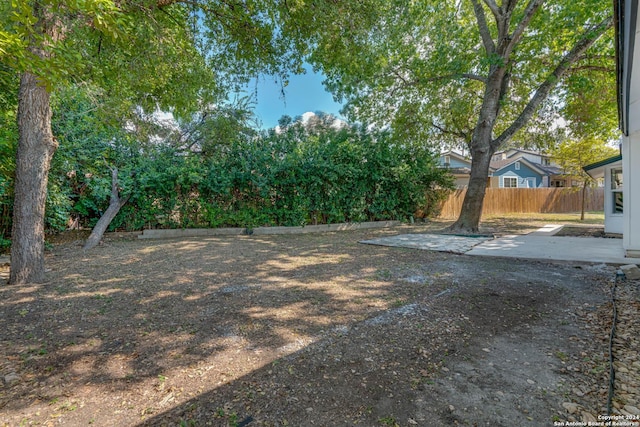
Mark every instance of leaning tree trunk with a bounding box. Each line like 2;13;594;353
84;167;129;250
10;72;58;284
449;62;505;234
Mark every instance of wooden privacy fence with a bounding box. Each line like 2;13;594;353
437;187;605;219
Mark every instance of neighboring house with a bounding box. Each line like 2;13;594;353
614;0;640;258
491;148;554;166
438;148;568;188
489;149;566;188
490;157;563;188
584;154;623;234
437;151;475;188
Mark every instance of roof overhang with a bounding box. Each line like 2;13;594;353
583;154;623;179
617;0;640;135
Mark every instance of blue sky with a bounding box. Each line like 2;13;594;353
245;65;345;129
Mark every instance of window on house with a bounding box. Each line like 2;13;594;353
611;168;623;214
611;168;623;189
515;161;520;170
503;177;518;188
613;192;623;214
444;155;450;166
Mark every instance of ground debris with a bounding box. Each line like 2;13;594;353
0;224;620;426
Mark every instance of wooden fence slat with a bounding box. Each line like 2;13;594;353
436;187;604;219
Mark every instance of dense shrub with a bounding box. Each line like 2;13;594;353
2;98;453;240
108;122;453;230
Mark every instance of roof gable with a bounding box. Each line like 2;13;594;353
441;150;470;163
492;157;549;175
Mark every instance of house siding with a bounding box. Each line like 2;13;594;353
514;153;543;164
439;155;470;169
496;162;541;188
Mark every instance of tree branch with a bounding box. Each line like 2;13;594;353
506;0;545;55
388;68;487;92
493;14;614;149
481;0;501;22
432;121;471;142
568;65;614;73
417;72;487;84
471;0;496;53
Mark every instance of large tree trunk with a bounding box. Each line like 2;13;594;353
10;72;58;284
449;61;505;233
449;144;495;233
84;167;129;250
449;4;612;234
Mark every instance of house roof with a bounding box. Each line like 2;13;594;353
490;156;552;175
616;0;639;135
583;154;623;178
503;148;550;159
441;150;470;163
447;167;472;175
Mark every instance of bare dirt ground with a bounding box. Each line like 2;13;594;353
0;217;636;426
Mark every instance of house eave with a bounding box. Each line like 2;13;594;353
583;154;623;179
618;0;639;136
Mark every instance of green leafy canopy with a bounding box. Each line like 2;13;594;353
292;0;617;148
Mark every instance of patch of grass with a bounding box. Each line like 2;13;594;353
92;294;113;303
390;298;406;308
376;269;393;280
482;211;604;228
555;351;569;362
214;408;239;427
54;285;72;295
379;416;399;426
58;401;77;412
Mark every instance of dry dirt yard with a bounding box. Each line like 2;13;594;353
0;220;634;426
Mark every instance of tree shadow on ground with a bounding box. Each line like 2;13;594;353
1;229;447;423
0;229;611;425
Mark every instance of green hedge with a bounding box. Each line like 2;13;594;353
109;125;453;230
1;107;453;241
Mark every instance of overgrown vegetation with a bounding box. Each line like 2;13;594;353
0;90;453;247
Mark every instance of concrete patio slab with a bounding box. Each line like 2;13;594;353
360;225;640;266
467;235;640;265
360;233;492;254
528;224;564;236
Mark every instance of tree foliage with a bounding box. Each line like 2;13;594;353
551;138;619;220
551;138;619;180
0;94;451;248
60;114;452;231
291;0;617;231
0;0;338;283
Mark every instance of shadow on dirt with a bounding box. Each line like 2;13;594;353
0;230;612;426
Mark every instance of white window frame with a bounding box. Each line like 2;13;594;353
611;167;623;214
515;161;520;170
503;177;518;188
